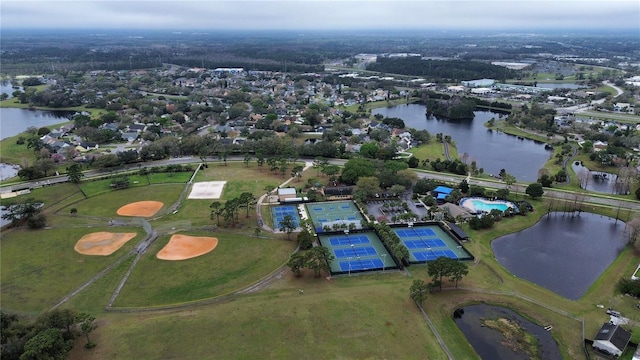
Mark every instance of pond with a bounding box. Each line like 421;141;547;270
492;212;627;300
372;105;553;181
454;304;562;360
571;161;624;194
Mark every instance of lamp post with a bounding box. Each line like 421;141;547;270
381;254;387;273
348;257;352;276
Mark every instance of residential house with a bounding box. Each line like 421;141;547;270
592;323;631;357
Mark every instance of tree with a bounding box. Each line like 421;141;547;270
291;165;304;182
427;256;454;291
448;261;469;287
76;313;97;348
340;157;375;185
238;192;256;218
279;214;297;239
287;252;306;276
355;176;381;199
20;328;71;360
209;202;223;226
66;163;84;184
409;279;429;306
305;246;335;277
243;152;251;167
297;230;314;250
1;198;45;228
525;183;544;199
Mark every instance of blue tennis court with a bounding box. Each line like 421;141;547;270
413;249;458;261
329;235;371;246
334;246;377;259
404;239;446;249
394;228;436;238
270;205;301;229
339;258;384;271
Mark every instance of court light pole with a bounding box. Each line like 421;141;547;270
348;257;352;276
381;254;387;273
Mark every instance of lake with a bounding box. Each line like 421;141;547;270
0;107;75;140
454;304;562;360
492;212;627;300
372;105;553;181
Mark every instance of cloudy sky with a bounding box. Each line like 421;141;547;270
1;0;638;31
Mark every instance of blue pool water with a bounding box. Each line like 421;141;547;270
471;199;509;212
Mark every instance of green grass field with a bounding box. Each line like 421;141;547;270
69;184;184;218
112;231;296;308
0;226;141;313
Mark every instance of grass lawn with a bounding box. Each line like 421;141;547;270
408;141;452;161
112;231;296;308
0;226;141;313
79;171;192;198
194;161;292;201
70;274;450;360
68;184;184;218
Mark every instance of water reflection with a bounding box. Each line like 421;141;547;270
372;105;552;181
492;212;626;299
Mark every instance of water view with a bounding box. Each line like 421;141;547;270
372;105;553;181
571;161;620;194
491;212;627;300
0;107;75;140
454;304;562;360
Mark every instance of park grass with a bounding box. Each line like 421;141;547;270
111;231;296;307
194;161;292;201
408;141;448;161
78;172;192;198
0;132;39;166
68;184;184;218
71;273;450;360
0;226;141;313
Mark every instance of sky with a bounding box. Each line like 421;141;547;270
1;0;639;32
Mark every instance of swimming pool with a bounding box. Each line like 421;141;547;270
459;198;517;214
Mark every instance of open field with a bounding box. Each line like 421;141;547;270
112;231;295;307
67;184;184;218
70;274;451;360
0;226;141;313
408;141;458;162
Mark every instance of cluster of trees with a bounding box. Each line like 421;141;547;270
287;246;334;277
341;157;418;191
409;256;470;305
616;278;640;298
1;309;97;360
425;97;477;120
428;158;469;175
367;57;516;82
209;192;257;227
372;223;410;267
1;198;46;229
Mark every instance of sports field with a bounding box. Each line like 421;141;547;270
392;225;473;263
318;231;395;274
306;200;365;233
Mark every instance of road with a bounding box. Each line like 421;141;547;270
1;156;638;211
